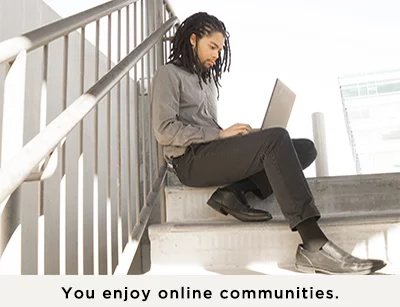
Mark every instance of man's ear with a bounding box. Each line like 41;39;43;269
190;33;197;48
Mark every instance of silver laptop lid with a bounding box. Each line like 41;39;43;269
261;78;296;129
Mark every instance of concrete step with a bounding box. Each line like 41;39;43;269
165;172;400;223
149;213;400;275
146;264;400;275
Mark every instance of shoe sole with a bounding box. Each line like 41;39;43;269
295;262;387;275
207;199;272;222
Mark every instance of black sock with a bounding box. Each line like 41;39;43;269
297;218;329;252
222;178;258;194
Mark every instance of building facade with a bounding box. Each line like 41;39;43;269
339;68;400;174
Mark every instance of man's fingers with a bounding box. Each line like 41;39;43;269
241;127;250;135
223;123;253;137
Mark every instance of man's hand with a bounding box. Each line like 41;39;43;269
219;123;253;139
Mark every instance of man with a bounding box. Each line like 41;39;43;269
151;12;386;274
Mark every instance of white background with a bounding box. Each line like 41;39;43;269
0;276;398;306
170;0;400;177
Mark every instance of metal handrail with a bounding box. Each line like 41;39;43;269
0;0;140;64
0;16;178;211
0;0;176;65
114;164;167;275
163;0;176;17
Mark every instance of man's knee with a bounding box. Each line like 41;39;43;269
306;139;318;161
293;138;318;169
260;127;290;142
256;127;291;154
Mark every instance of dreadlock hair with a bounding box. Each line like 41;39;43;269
167;12;231;99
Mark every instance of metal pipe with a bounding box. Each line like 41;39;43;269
93;19;100;276
59;35;69;275
0;0;140;64
163;7;167;64
147;0;153;192
133;2;141;225
78;26;85;275
38;44;48;275
38;44;48;216
116;8;123;261
125;5;133;238
106;13;112;275
312;112;329;177
156;0;166;224
140;0;148;208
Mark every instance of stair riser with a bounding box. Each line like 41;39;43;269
166;174;400;222
150;221;400;272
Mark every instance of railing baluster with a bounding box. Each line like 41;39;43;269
97;17;107;276
65;33;79;275
42;43;61;274
170;27;172;60
60;35;69;275
2;51;30;274
163;8;166;64
125;5;133;239
78;26;85;276
167;26;172;62
140;0;147;208
133;1;141;225
117;8;123;261
146;0;153;192
157;0;166;224
81;26;95;276
38;45;48;276
93;19;100;275
106;13;113;275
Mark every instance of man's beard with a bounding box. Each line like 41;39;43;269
201;63;210;72
196;61;210;73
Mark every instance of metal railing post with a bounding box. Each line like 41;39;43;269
147;0;154;193
155;0;167;223
312;112;329;177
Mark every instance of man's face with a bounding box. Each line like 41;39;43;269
190;31;225;70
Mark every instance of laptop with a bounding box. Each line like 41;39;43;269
261;79;296;129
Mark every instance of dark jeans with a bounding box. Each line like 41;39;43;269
172;128;321;230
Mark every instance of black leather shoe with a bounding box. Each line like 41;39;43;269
207;188;272;222
295;241;386;275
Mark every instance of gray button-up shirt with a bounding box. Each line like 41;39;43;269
151;63;222;162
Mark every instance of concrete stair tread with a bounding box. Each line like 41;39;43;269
151;210;400;234
149;218;400;274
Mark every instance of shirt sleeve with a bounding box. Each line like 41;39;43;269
151;66;221;147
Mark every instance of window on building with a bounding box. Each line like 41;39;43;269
377;80;400;95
